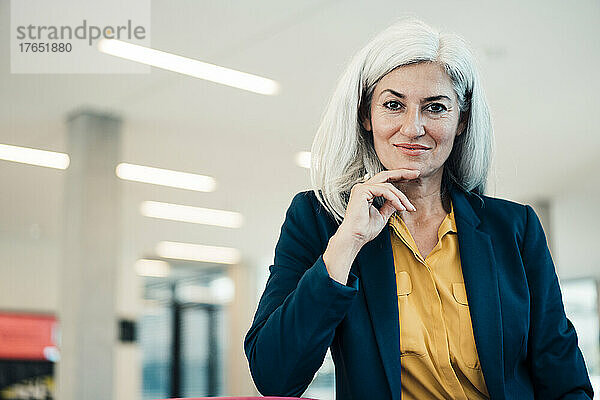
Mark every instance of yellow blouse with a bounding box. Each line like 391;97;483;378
388;200;489;399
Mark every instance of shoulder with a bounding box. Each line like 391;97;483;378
288;190;320;213
280;190;339;246
468;192;549;252
478;192;528;219
288;190;338;227
462;191;531;239
272;190;339;272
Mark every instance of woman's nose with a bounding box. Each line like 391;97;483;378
399;106;425;138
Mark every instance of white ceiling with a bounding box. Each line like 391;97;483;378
1;0;599;267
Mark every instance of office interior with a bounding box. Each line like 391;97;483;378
0;1;598;399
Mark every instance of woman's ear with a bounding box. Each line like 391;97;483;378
456;112;468;136
359;101;372;132
362;117;372;132
456;120;465;136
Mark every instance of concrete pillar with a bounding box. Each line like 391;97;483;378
57;109;122;400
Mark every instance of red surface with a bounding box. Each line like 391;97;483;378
0;312;57;360
157;398;317;400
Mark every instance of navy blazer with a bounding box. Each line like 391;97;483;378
244;183;593;399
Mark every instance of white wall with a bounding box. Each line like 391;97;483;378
0;234;59;312
551;171;600;280
549;169;600;394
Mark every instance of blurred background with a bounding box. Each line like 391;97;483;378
0;0;599;399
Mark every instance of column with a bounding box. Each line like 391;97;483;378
57;109;122;400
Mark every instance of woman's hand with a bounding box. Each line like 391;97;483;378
323;169;419;284
339;168;419;245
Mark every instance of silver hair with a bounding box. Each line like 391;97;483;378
310;17;494;224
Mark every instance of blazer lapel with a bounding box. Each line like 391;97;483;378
450;185;506;399
356;225;402;400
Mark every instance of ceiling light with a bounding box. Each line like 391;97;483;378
176;277;235;304
0;143;69;169
156;241;241;264
116;163;216;192
140;201;243;228
135;259;170;278
98;39;280;95
295;151;311;169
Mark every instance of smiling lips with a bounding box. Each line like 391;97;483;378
394;143;431;156
395;143;431;150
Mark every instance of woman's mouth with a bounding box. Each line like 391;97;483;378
394;143;431;156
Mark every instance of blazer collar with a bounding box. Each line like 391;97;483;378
355;183;506;400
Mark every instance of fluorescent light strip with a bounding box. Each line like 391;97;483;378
0;143;70;169
116;163;216;192
135;259;170;278
295;151;311;169
177;277;235;304
141;201;243;228
156;241;241;265
98;39;280;95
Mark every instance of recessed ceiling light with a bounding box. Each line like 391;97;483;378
140;201;243;228
135;259;170;278
116;163;216;192
295;151;311;169
156;241;241;265
98;39;280;95
0;143;69;169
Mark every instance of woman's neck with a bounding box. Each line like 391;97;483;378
392;169;449;223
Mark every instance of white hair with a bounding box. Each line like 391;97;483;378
310;17;494;224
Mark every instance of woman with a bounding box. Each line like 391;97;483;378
244;18;593;400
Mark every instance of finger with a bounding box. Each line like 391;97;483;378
378;199;398;221
381;182;416;211
368;169;420;184
361;185;406;212
361;182;414;212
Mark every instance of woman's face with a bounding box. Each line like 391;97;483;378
363;62;465;181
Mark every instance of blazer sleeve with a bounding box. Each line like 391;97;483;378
244;192;359;397
522;205;594;400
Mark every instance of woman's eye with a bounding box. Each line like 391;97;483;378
384;101;402;110
427;103;447;113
